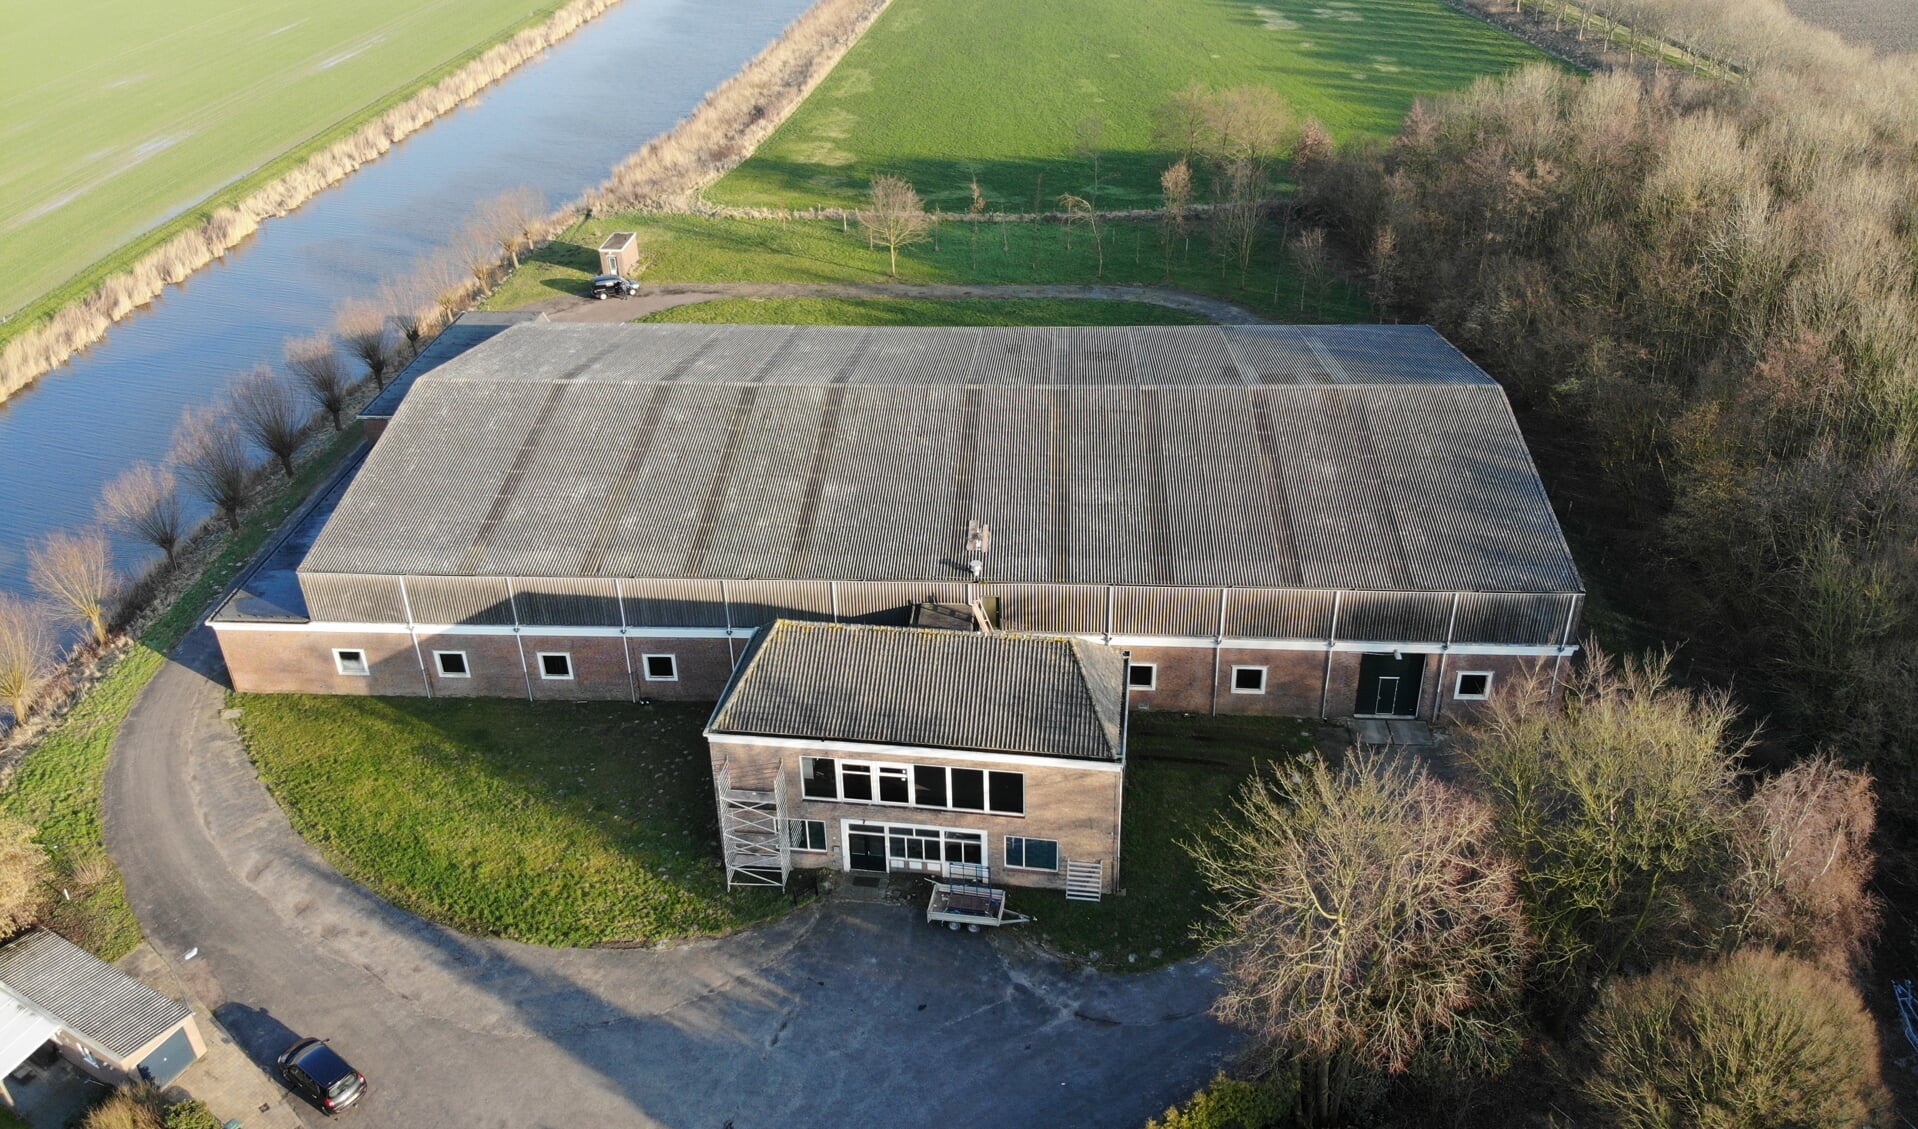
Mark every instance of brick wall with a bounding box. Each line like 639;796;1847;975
710;738;1124;893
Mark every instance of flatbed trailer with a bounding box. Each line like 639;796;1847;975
926;875;1032;932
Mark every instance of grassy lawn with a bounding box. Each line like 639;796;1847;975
232;696;786;946
639;296;1213;326
1024;713;1318;970
706;0;1547;212
0;427;366;960
489;213;1370;321
0;0;576;322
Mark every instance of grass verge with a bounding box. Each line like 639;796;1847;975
0;427;366;959
638;296;1213;325
1024;712;1318;970
489;213;1370;321
232;696;786;946
706;0;1548;212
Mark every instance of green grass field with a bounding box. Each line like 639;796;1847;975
486;213;1370;320
706;0;1547;212
639;296;1213;326
0;0;571;319
234;695;786;946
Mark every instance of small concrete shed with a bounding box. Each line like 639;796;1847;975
597;231;638;276
0;930;204;1106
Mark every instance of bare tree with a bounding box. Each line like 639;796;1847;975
1192;751;1531;1126
1727;756;1880;973
457;225;502;293
1160;159;1193;277
335;299;396;390
1154;82;1212;162
170;405;255;530
1211;159;1266;287
29;529;118;646
858;175;933;278
286;335;353;431
229;366;306;476
97;462;185;566
1290;227;1330;314
0;817;49;939
1577;950;1890;1129
1460;650;1744;1027
378;276;431;360
479;186;546;270
0;595;54;725
1058;194;1103;277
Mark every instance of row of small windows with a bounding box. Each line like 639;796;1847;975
801;757;1025;816
781;819;1060;872
335;648;1495;700
331;648;679;681
1124;661;1497;700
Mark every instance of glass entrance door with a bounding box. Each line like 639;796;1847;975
847;828;887;872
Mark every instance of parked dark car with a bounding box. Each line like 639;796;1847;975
590;273;639;299
277;1037;366;1114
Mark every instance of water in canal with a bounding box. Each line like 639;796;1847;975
0;0;812;599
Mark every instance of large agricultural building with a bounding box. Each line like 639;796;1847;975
210;321;1582;890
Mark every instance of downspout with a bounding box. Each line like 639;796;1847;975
1210;587;1227;716
1319;590;1342;719
616;578;636;702
1113;650;1131;889
1434;592;1460;723
1549;593;1581;700
398;576;432;698
507;577;532;701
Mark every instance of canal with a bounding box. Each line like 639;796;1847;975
0;0;813;599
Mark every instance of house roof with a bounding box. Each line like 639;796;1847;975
0;931;190;1060
303;323;1580;594
709;621;1127;762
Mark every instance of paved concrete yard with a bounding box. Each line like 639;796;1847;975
103;629;1238;1127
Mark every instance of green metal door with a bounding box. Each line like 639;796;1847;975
1355;653;1424;717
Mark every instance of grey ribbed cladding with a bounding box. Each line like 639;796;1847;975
710;621;1125;761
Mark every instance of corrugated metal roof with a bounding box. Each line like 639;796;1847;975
709;621;1126;761
0;931;189;1060
358;310;547;420
302;324;1580;594
0;991;60;1076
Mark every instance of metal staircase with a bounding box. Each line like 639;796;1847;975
1065;858;1104;901
717;760;788;889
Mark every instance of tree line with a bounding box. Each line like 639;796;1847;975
0;185;554;737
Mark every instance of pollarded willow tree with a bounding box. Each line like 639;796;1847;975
1191;751;1531;1127
28;529;118;647
0;594;54;725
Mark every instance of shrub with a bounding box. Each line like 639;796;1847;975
1576;950;1889;1129
1727;756;1880;973
160;1100;222;1129
0;817;50;938
78;1083;166;1129
1146;1072;1294;1129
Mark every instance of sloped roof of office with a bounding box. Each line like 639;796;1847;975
710;621;1127;761
301;323;1581;593
0;931;190;1060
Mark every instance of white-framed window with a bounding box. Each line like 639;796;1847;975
538;652;573;680
832;760;1024;815
333;649;369;676
434;650;470;678
1454;671;1493;700
1231;665;1267;695
641;653;678;682
850;821;984;870
1128;662;1157;690
1005;836;1060;872
784;819;827;852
